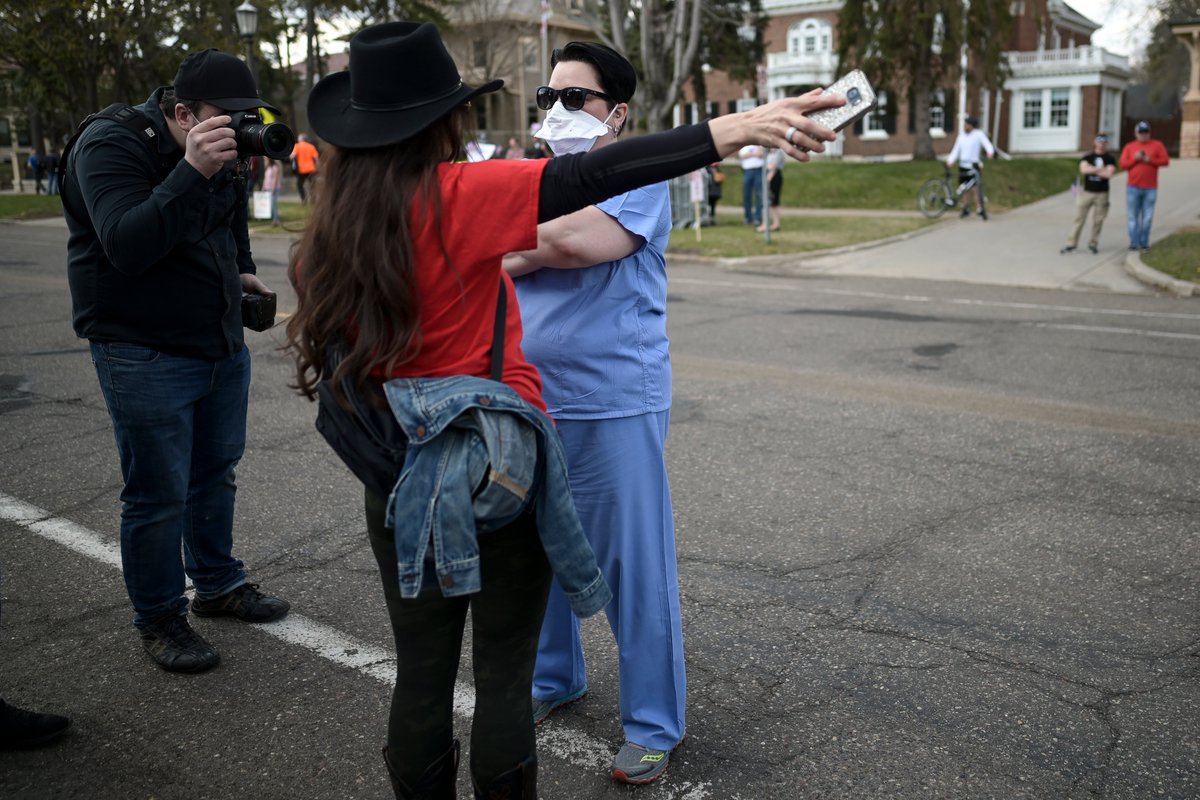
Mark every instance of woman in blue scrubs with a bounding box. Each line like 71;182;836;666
503;41;685;785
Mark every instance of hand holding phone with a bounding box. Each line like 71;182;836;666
804;69;879;134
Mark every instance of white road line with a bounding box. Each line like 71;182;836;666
1024;322;1200;341
0;491;705;798
670;276;1200;322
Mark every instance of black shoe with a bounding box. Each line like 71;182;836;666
139;615;220;673
978;208;988;220
192;583;290;622
959;207;970;218
1088;244;1098;254
1060;246;1076;254
0;699;71;749
385;740;459;799
474;755;536;799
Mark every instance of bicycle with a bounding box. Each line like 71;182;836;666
917;164;987;220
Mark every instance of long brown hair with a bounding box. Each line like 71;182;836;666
285;106;472;405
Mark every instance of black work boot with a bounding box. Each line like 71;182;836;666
383;740;459;800
473;756;537;800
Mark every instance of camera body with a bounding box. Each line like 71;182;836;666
241;292;277;332
228;110;296;161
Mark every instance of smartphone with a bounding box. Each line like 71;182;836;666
805;69;878;133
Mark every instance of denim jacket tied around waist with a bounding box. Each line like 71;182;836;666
382;375;610;618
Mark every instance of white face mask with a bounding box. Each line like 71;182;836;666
535;102;617;156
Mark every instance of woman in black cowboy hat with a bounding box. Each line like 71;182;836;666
286;20;845;800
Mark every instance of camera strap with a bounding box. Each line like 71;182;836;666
58;103;169;195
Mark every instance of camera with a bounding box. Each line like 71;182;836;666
241;292;277;331
228;110;296;160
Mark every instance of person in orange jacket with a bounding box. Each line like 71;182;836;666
1118;120;1169;251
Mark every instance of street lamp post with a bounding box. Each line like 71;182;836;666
236;2;259;83
284;17;298;125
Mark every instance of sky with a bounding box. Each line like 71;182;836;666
1068;0;1158;59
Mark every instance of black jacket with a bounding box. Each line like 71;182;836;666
63;87;257;360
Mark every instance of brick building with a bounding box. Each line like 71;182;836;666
681;0;1133;158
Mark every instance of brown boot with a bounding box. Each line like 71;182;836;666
473;756;537;799
383;740;460;800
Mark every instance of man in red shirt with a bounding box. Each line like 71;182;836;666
1118;120;1170;251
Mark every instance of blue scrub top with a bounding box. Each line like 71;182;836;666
514;183;673;420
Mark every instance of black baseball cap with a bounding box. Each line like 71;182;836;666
173;49;279;112
1135;120;1151;132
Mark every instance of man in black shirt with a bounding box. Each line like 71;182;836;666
1060;133;1116;255
62;49;289;673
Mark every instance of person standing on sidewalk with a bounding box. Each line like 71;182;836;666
290;133;320;203
1119;120;1170;251
757;147;786;232
738;144;765;225
946;115;994;220
61;48;290;674
263;157;282;226
1060;133;1116;255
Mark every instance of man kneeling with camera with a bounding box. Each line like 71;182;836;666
62;48;293;673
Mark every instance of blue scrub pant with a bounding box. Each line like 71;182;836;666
533;411;686;751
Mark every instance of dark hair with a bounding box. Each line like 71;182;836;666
286;105;474;405
158;88;201;119
551;42;637;106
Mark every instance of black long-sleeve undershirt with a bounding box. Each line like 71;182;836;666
536;122;719;222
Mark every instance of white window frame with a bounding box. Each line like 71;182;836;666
788;19;832;57
1049;88;1070;128
860;90;890;140
1022;90;1042;129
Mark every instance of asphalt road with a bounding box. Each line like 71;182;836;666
1;223;1197;799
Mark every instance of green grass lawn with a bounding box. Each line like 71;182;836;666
669;216;935;258
0;194;63;220
247;200;307;234
1140;226;1200;284
0;157;1143;265
722;157;1080;212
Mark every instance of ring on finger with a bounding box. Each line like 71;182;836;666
785;125;799;144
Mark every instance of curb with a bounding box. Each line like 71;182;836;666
1123;251;1198;297
666;217;944;274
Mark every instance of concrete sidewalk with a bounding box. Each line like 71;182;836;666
783;159;1200;295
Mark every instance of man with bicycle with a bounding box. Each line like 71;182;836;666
946;115;995;220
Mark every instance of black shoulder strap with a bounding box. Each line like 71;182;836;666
57;103;160;191
490;278;506;382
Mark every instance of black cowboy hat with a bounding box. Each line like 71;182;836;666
308;21;503;149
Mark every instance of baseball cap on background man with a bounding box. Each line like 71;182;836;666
1135;121;1151;133
173;48;279;113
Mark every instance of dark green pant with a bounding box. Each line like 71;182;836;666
365;490;551;789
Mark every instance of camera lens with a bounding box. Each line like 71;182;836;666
847;87;862;105
260;124;296;160
232;116;296;160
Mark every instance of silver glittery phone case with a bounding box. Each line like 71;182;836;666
805;69;878;133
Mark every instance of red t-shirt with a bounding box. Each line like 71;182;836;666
382;158;549;412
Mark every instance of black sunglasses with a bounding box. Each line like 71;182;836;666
536;85;615;112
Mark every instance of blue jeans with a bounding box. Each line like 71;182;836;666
742;168;763;224
90;342;250;627
1126;186;1157;249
